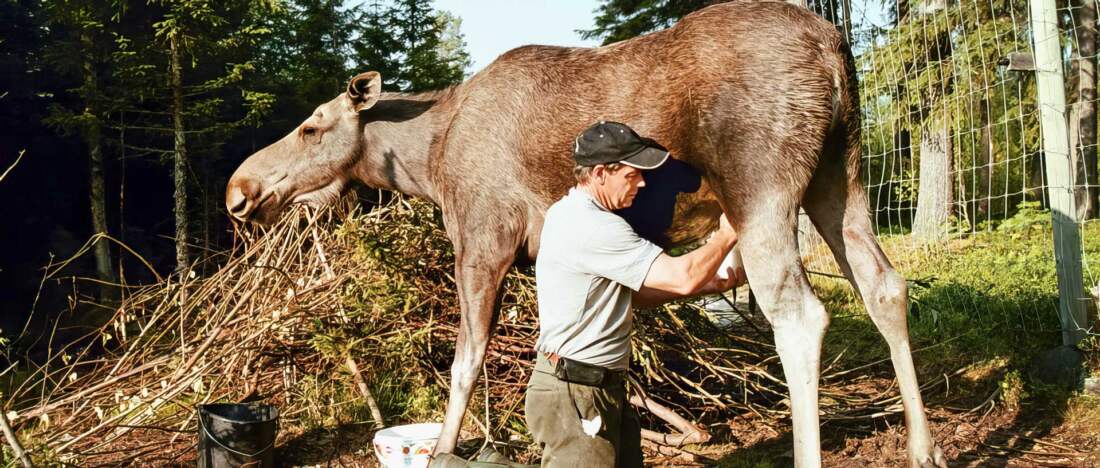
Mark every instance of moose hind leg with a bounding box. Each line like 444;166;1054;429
737;199;829;468
803;170;947;468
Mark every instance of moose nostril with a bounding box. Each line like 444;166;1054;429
227;187;248;214
226;179;261;219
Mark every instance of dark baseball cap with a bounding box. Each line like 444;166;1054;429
573;121;670;169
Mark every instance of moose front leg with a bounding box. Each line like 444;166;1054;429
432;252;512;456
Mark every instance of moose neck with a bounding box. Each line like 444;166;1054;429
355;88;457;203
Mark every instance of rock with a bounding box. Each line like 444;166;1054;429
1085;376;1100;396
1029;346;1085;389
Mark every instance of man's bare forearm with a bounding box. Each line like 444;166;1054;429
633;286;683;309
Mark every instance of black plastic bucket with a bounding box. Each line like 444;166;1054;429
198;403;278;468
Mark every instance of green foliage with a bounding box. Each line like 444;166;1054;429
857;0;1042;224
257;0;362;100
354;1;403;89
302;200;456;427
386;0;470;91
999;369;1028;409
819;206;1100;383
996;201;1049;232
580;0;712;45
40;0;281;180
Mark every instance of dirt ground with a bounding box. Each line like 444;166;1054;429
274;390;1100;467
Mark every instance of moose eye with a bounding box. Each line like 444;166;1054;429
300;126;322;144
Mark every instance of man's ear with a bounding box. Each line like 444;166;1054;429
592;164;609;185
346;71;382;112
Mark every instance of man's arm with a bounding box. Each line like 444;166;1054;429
634;215;741;306
634;264;746;308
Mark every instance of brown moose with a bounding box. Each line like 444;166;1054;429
225;2;947;467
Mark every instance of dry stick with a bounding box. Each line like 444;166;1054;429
979;442;1083;458
39;212;298;453
24;201;829;461
345;357;385;428
13;356;171;424
993;432;1084;455
0;410;32;467
639;439;698;463
51;357;223;454
823;333;967;381
0;149;26;183
78;314;251;455
629;394;710;447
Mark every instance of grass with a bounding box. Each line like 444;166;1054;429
799;205;1100;457
812;206;1097;375
708;207;1100;466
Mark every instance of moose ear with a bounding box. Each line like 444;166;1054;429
346;71;382;112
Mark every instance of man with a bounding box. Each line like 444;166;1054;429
526;121;744;467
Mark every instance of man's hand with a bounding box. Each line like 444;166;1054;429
698;265;747;295
641;213;743;300
707;214;738;248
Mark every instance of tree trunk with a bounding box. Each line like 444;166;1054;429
841;0;853;44
81;30;116;293
170;33;190;273
977;98;993;224
119;110;127;282
1072;0;1098;220
913;125;954;241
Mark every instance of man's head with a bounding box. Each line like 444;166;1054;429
573;121;669;210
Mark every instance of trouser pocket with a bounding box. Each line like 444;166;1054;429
525;371;618;467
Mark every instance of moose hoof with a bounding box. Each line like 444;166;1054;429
911;445;948;468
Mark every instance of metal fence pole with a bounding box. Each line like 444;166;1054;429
1030;0;1090;346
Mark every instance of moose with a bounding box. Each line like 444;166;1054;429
226;2;947;467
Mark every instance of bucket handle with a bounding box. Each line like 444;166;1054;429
199;411;278;459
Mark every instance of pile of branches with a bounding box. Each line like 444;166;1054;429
1;196;915;465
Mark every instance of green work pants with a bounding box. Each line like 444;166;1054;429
524;354;643;468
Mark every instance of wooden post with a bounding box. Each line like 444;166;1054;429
1030;0;1091;346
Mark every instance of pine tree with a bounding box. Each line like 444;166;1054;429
41;0;120;294
149;0;277;272
264;0;361;100
580;0;716;45
389;0;468;91
353;0;403;90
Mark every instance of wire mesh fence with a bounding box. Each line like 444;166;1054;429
794;0;1097;342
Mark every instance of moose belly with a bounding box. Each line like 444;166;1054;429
615;159;722;249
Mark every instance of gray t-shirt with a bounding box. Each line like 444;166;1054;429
535;188;663;370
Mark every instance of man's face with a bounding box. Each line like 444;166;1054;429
595;164;646;210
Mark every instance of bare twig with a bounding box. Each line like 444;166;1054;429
345;357;385;428
630;395;710;447
0;409;33;467
0;150;25;184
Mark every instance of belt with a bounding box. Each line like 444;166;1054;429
538;352;626;386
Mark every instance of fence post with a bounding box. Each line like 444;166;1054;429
1030;0;1090;346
